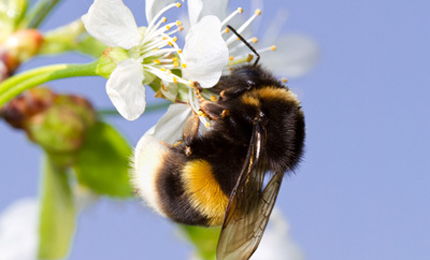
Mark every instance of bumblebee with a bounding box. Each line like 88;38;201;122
132;27;305;260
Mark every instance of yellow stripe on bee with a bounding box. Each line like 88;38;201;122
256;87;300;104
241;86;300;107
241;94;260;107
182;160;229;226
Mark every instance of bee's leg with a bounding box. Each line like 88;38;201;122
191;81;230;120
192;81;205;102
199;101;229;121
182;114;200;145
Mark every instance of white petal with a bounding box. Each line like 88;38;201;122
82;0;140;49
182;16;229;88
187;0;203;26
0;198;38;260
197;0;228;23
145;0;179;25
152;103;192;144
251;209;304;260
106;59;146;121
260;35;319;78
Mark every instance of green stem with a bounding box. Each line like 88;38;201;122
0;61;99;106
26;0;64;28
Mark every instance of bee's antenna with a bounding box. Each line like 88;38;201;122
226;25;260;66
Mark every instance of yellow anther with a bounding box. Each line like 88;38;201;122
160;68;166;72
255;9;262;15
246;54;254;62
181;63;187;68
179;26;184;31
176;20;182;26
168;41;173;46
161;17;167;23
173;61;179;67
282;78;288;83
176;2;182;7
166;25;171;30
153;47;159;51
162;36;167;40
173;77;178;84
238;7;243;13
210;95;217;101
154;59;160;64
173;140;182;147
229;67;233;71
198;111;204;116
270;45;277;51
172;57;178;62
172;36;178;42
252;37;258;43
237;37;241;41
177;49;183;54
205;122;210;128
225;28;230;33
229;56;234;61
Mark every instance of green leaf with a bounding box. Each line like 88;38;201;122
180;225;221;260
39;156;76;259
73;121;133;198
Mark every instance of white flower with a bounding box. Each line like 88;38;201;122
0;198;39;260
225;2;319;78
134;0;320;153
82;0;229;120
182;15;228;88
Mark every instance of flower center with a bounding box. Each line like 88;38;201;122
138;2;189;86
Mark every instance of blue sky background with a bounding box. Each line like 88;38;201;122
1;0;429;259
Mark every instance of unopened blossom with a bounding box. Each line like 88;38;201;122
82;0;228;120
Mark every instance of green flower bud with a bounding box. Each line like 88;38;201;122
2;29;44;72
1;88;96;166
95;47;129;79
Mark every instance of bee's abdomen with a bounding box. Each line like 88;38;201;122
133;133;230;226
181;160;229;226
156;157;228;226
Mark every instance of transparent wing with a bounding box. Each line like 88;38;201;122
216;123;284;260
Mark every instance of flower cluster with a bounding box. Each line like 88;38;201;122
82;0;230;120
82;0;307;122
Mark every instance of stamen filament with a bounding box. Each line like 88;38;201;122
226;9;262;45
220;7;244;28
257;45;277;54
145;2;180;37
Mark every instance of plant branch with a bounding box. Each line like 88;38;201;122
0;61;99;106
26;0;64;28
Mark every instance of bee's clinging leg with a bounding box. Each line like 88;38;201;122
192;81;205;102
200;101;229;121
182;114;200;145
219;85;252;101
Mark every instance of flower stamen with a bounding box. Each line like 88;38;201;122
145;2;181;37
221;7;244;28
226;9;262;45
